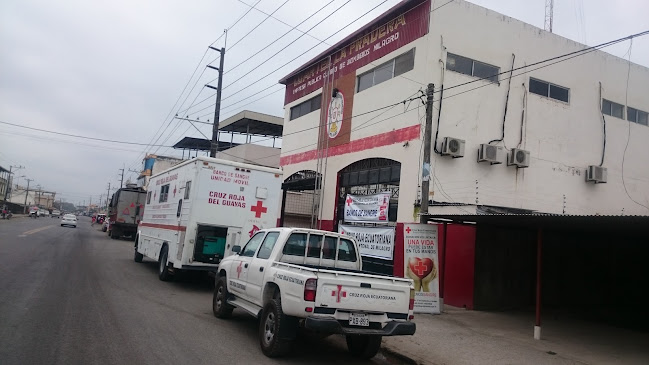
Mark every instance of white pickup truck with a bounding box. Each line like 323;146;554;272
213;227;416;359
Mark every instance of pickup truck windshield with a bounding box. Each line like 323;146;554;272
242;232;265;257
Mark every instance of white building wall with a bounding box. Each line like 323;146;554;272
281;0;649;222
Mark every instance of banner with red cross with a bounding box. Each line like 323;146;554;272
404;223;440;314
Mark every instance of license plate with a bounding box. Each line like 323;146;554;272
348;313;369;327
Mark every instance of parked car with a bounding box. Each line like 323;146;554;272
39;209;49;217
60;214;77;228
51;209;61;218
214;227;416;359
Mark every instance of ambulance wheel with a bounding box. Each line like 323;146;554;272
213;276;234;318
346;335;382;359
134;239;143;263
259;298;293;357
158;246;172;281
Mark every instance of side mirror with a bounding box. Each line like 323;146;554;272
232;245;241;254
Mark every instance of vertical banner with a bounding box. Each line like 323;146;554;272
404;223;440;314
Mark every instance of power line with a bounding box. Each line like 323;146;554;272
227;0;291;51
0;121;173;147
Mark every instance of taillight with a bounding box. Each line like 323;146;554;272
409;288;415;311
304;278;317;302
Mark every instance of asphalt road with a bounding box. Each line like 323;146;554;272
0;216;404;365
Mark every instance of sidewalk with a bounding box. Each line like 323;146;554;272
382;305;649;365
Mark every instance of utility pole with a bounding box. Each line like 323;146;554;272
420;83;435;224
206;46;225;157
106;183;111;213
118;167;125;188
23;178;33;214
4;165;24;201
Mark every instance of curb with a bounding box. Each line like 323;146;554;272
381;345;420;365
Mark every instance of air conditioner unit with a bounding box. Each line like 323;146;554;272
477;144;503;164
441;137;465;158
586;165;607;183
507;148;530;168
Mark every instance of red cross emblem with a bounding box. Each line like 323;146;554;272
130;203;135;208
405;226;412;234
413;261;428;276
346;196;353;206
250;200;267;218
331;285;346;303
236;261;243;279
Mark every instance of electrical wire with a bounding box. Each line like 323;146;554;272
0;121;173;147
619;39;649;211
220;0;356;96
227;0;291;52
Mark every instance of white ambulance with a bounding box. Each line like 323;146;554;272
134;156;283;281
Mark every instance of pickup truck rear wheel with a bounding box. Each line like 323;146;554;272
346;335;382;359
259;298;293;357
213;276;233;318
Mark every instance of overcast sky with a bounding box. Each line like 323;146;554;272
1;0;647;206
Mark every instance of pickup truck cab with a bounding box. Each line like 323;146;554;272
213;228;416;359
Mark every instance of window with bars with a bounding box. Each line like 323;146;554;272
529;78;570;103
627;106;648;126
357;48;415;92
446;53;500;83
289;94;322;121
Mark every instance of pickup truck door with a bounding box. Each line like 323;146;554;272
246;232;281;305
228;232;265;298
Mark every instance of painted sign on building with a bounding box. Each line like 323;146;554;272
404;223;440;314
339;224;395;260
344;192;390;223
283;0;431;105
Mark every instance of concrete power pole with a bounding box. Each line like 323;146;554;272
118;167;124;188
207;46;225;157
23;178;33;214
106;183;111;213
420;83;435;223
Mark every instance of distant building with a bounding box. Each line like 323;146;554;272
137;154;183;190
0;165;9;201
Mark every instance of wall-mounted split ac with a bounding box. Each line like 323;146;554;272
477;144;504;164
441;137;465;158
507;148;530;168
586;165;607;183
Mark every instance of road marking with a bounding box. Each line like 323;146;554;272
20;225;55;236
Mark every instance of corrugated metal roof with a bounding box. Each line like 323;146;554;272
424;214;649;237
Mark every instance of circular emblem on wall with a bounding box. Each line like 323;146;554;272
327;92;344;139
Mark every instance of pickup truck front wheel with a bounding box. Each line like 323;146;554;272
259;299;293;357
213;276;233;318
346;335;382;359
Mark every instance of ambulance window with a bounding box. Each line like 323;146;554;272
283;233;307;256
322;236;337;260
307;234;323;258
338;238;357;262
146;191;152;204
159;184;169;203
257;232;280;259
241;232;265;257
184;181;191;199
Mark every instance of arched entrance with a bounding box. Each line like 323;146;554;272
336;158;401;275
280;170;321;228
